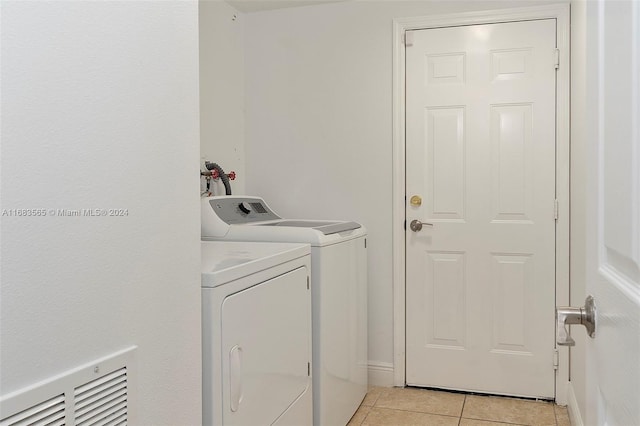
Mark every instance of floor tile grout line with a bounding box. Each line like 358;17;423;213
357;387;383;425
367;406;464;419
461;415;551;426
359;406;370;426
371;387;384;406
361;387;385;425
554;404;559;426
458;394;467;426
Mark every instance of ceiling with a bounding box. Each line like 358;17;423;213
225;0;347;13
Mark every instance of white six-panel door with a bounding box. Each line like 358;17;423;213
405;19;557;398
585;1;640;424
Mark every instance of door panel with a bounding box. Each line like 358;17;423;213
426;251;466;348
427;107;465;220
490;104;533;222
585;1;640;424
406;19;557;398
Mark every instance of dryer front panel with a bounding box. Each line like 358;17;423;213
220;266;312;426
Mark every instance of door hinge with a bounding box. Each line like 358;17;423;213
404;31;414;47
554;198;559;221
553;349;559;370
308;362;311;376
307;276;310;290
554;48;560;69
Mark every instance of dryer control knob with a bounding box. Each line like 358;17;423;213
238;202;252;214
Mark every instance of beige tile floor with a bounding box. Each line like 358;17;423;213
348;387;571;426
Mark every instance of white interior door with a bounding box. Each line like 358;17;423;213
585;1;640;424
405;19;557;398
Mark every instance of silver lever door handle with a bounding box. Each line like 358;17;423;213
556;295;596;346
410;219;434;232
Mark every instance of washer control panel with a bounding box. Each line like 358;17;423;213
206;196;281;224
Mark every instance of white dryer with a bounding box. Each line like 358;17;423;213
202;196;367;426
201;241;313;426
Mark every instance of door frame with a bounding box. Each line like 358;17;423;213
391;3;571;403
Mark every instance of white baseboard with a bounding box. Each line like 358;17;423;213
368;362;394;387
566;382;584;426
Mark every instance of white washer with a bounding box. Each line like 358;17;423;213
201;241;313;426
202;196;368;426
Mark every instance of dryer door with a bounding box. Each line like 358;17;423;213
221;266;312;425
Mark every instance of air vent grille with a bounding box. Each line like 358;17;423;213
74;368;127;425
0;347;135;426
0;394;65;426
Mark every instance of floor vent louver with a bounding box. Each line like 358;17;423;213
0;394;65;426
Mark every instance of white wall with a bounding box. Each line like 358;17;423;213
200;1;246;195
243;0;559;372
0;2;202;423
569;0;588;421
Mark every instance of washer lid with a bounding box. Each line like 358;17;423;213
257;220;361;235
201;241;310;288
